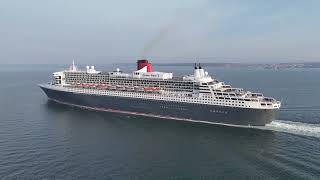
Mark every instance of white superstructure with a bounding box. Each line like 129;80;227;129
50;60;281;110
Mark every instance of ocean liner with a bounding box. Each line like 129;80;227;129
39;60;281;126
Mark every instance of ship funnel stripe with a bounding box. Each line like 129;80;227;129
137;59;153;72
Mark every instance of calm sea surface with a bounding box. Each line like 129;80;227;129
0;64;319;179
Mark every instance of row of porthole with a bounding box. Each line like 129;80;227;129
65;76;196;87
68;81;196;91
75;87;248;105
65;77;197;86
69;89;253;109
66;77;193;87
70;88;227;102
65;73;193;84
76;90;253;108
65;87;255;107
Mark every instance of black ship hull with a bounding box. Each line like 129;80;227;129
40;86;277;126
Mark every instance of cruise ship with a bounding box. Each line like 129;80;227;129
39;60;281;126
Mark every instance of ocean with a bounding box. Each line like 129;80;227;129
0;64;319;179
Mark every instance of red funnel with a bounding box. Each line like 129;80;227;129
137;60;153;72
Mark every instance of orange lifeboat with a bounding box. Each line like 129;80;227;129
144;87;161;92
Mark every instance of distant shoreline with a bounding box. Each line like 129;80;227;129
154;62;320;69
1;62;320;69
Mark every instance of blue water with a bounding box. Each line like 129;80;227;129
0;64;319;179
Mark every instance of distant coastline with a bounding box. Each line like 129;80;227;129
155;62;320;69
1;62;320;70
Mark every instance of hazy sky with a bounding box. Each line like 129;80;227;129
1;0;320;64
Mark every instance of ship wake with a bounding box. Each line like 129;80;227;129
255;120;320;138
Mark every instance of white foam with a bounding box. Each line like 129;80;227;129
257;120;320;138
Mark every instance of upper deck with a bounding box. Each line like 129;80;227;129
50;60;281;108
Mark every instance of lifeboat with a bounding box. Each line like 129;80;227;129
103;85;110;89
107;84;115;90
89;84;97;87
126;86;135;91
96;84;105;89
135;86;144;92
116;85;126;91
95;84;109;89
144;87;161;92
